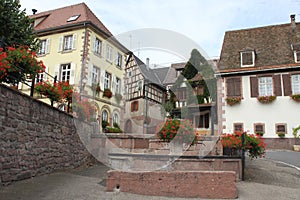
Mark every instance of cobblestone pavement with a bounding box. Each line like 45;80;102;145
0;154;299;200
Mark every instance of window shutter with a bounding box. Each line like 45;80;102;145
69;63;76;85
204;113;209;129
72;34;77;50
88;64;93;86
111;75;116;94
282;74;292;96
58;36;63;52
250;76;258;97
226;78;234;97
54;65;60;81
100;69;105;89
46;38;50;54
273;74;282;96
92;35;96;52
131;102;134;112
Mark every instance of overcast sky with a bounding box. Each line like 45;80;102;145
20;0;300;65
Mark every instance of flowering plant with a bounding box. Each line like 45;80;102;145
156;119;198;145
257;95;276;104
290;94;300;102
225;96;242;106
103;88;112;98
221;131;266;159
72;93;97;121
0;46;45;85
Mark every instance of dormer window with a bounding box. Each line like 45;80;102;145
240;51;255;67
67;15;80;22
294;51;300;63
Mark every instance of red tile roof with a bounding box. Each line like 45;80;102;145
29;3;112;36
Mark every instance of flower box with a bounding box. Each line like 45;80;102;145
225;96;242;106
290;94;300;102
103;88;112;98
257;95;276;104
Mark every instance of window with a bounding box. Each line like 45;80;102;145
104;72;111;89
226;77;241;97
102;110;108;122
275;123;287;134
106;45;113;62
116;52;122;67
234;123;243;132
291;74;300;94
138;80;143;91
94;37;102;55
67;14;80;22
254;123;265;134
115;77;120;94
61;63;71;82
195;113;209;129
92;66;99;84
131;101;139;112
294;51;300;63
258;77;273;96
240;51;255;67
113;113;119;125
38;40;47;55
63;35;73;51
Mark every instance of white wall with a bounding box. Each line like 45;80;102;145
223;76;299;138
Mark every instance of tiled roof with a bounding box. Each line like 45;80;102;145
218;21;300;71
152;67;169;83
29;3;112;37
163;67;177;85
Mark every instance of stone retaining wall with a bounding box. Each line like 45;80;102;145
107;170;237;199
0;84;91;185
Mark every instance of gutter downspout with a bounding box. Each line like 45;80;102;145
80;22;87;95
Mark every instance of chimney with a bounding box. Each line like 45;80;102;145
291;14;296;31
146;58;150;70
32;9;37;15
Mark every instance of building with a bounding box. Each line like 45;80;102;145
123;53;166;133
22;3;129;130
217;15;300;138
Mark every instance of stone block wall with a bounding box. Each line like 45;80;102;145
0;84;91;185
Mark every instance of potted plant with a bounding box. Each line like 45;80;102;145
257;95;276;104
277;132;286;138
292;125;300;152
225;96;242;106
103;88;112;98
290;94;300;102
255;131;264;137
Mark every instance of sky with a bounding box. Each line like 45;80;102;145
20;0;300;66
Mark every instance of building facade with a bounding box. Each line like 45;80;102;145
217;15;300;138
22;3;129;130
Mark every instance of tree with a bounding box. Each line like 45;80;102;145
0;0;38;50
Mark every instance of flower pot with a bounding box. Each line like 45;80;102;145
293;145;300;152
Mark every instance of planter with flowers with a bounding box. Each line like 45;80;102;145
257;95;276;104
156;119;198;153
103;88;112;98
225;96;242;106
292;125;300;152
35;81;61;102
290;94;300;102
221;131;266;159
277;132;286;138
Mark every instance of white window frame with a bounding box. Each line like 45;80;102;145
92;66;99;84
116;52;122;67
38;39;47;55
258;77;273;96
113;113;119;125
240;51;255;67
102;110;108;122
104;72;111;89
294;51;300;63
61;63;71;82
291;74;300;94
94;37;102;55
106;44;113;62
63;35;73;51
115;77;120;94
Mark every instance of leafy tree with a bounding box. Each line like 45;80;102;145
0;0;38;50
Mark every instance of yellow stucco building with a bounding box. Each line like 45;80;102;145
22;3;129;130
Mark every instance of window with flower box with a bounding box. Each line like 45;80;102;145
250;74;282;97
254;123;265;135
226;77;241;97
275;123;287;135
258;77;273;96
104;72;111;89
